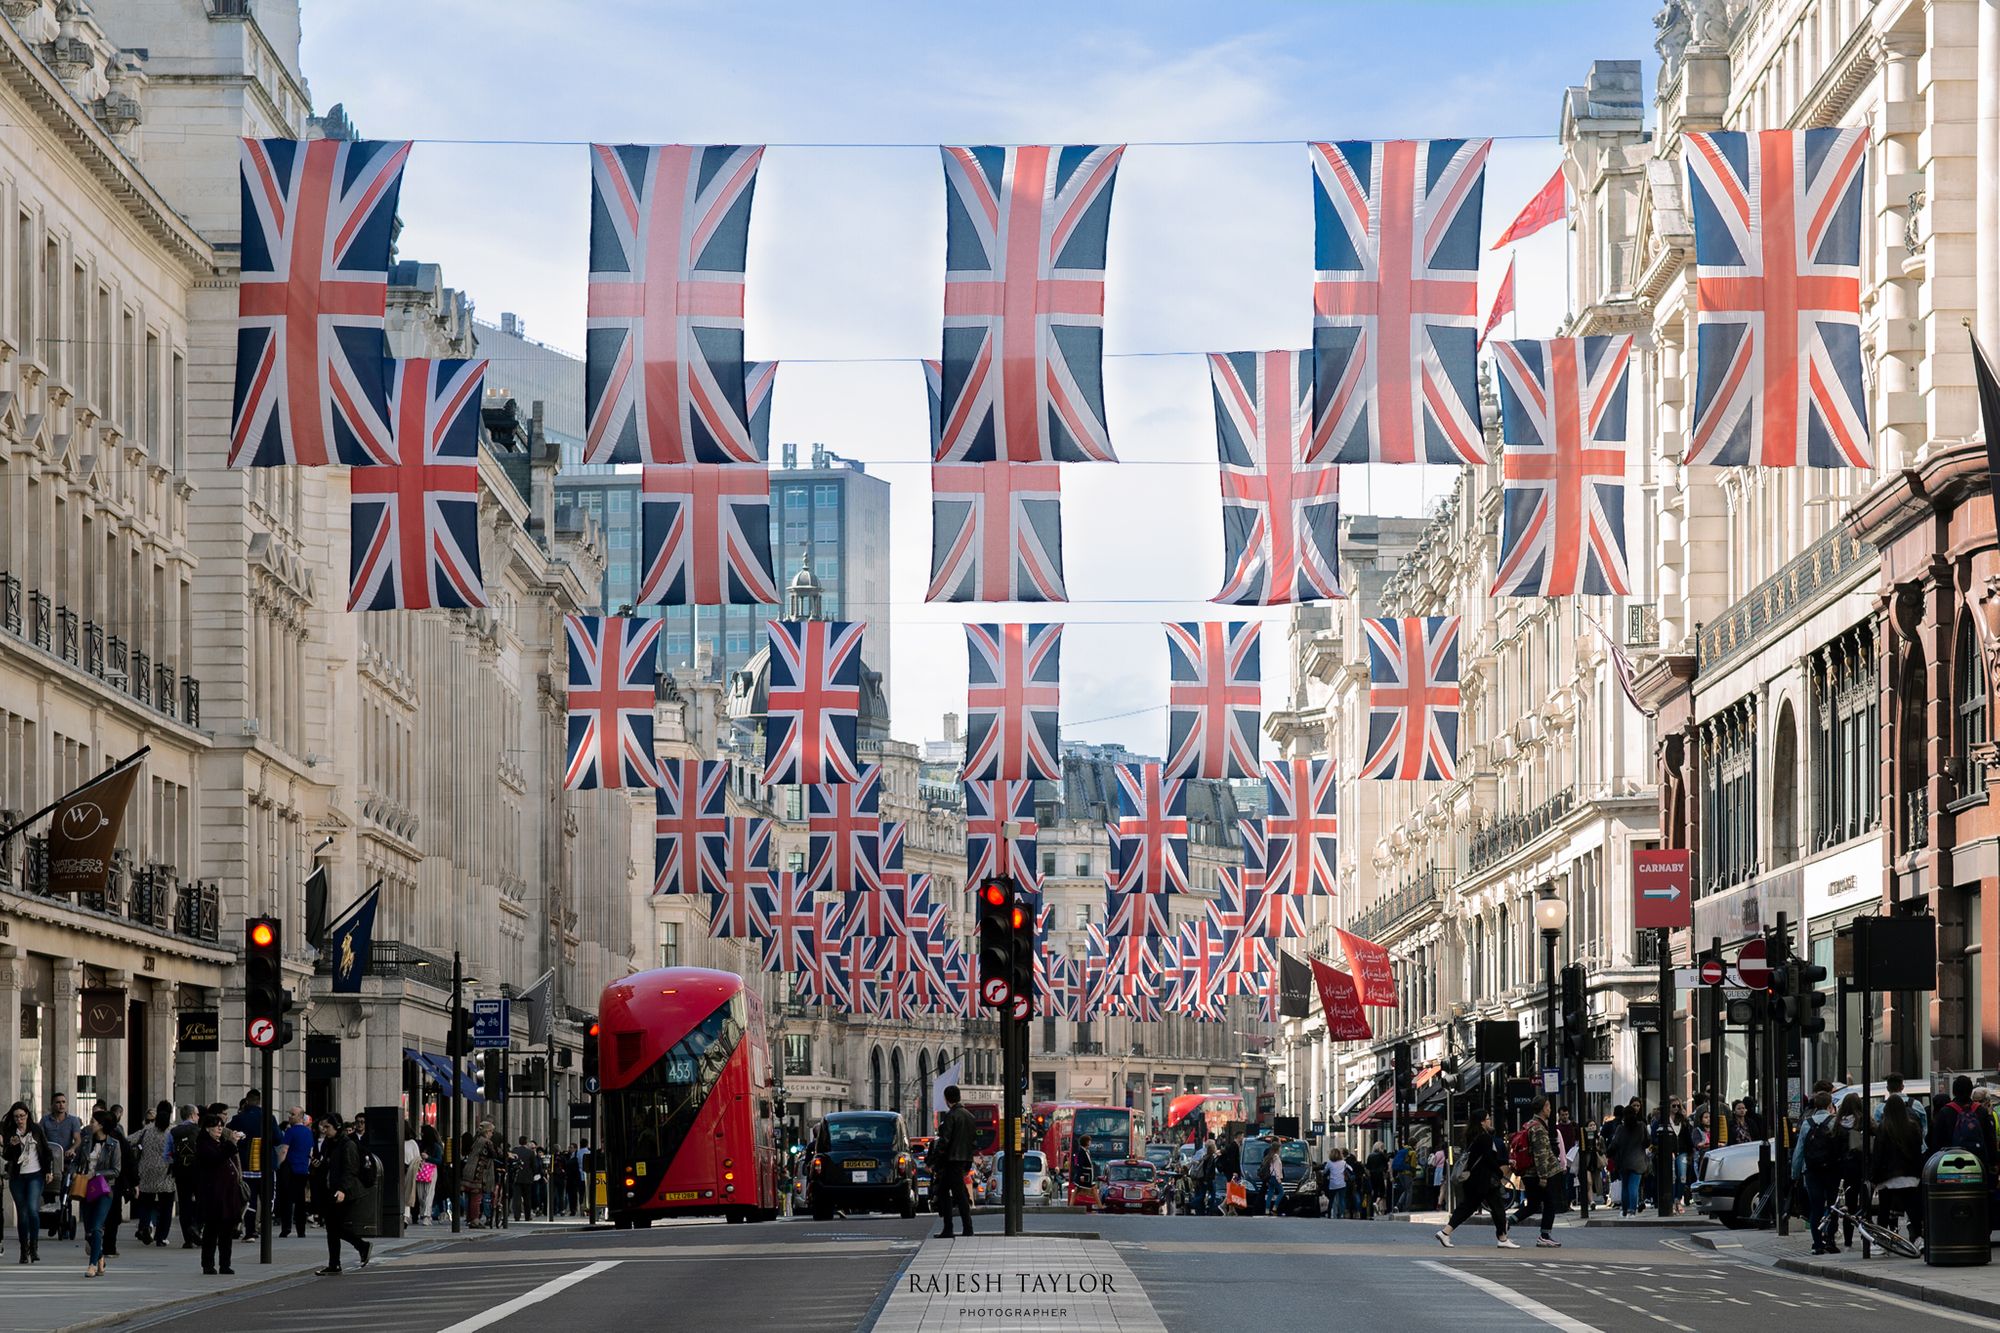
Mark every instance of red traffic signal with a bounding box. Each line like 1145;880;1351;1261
249;920;276;949
981;880;1008;908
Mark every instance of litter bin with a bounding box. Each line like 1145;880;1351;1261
1923;1148;1990;1267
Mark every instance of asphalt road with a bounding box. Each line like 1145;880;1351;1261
95;1211;1981;1333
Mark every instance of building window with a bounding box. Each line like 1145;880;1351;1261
1041;851;1056;874
1699;697;1758;892
784;1033;811;1077
815;485;837;508
1808;624;1877;849
785;487;808;509
1074;856;1091;876
1955;617;1990;802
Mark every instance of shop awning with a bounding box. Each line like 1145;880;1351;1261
1350;1086;1398;1127
405;1049;484;1103
1333;1074;1386;1119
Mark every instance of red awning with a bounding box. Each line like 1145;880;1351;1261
1350;1087;1397;1127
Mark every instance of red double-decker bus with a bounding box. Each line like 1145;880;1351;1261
1033;1102;1141;1172
598;967;781;1225
1165;1091;1245;1144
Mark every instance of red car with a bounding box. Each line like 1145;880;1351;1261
1098;1160;1163;1215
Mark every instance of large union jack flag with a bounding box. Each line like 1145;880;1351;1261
1209;351;1341;605
701;816;772;939
1164;622;1261;779
231;137;410;467
1106;888;1170;941
637;463;779;606
763;620;866;786
1683;128;1871;467
760;871;816;973
1491;336;1633;597
928;458;1067;603
1262;758;1337;896
564;615;663;790
585;144;764;465
965;778;1039;889
808;766;882;895
795;895;850;1010
963;623;1063;781
1310;139;1490;465
938;145;1124;464
348;358;487;611
653;758;727;895
1360;616;1460;782
1110;763;1189;894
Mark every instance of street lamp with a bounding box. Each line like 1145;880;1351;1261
1535;886;1568;1079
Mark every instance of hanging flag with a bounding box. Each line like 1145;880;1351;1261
963;622;1063;781
1310;138;1491;465
584;144;763;465
1359;616;1459;782
964;778;1039;889
1683;127;1870;466
931;1058;966;1113
702;817;773;939
1209;351;1341;605
1334;927;1399;1006
762;619;866;786
1109;763;1189;895
1262;758;1338;896
564;615;663;790
761;872;817;973
1479;255;1516;344
928;459;1067;603
1278;951;1313;1019
519;968;555;1046
1311;959;1374;1040
1490;165;1567;248
796;895;851;1010
37;750;145;895
1164;622;1261;780
1582;613;1648;716
653;759;728;895
808;766;882;895
937;144;1125;463
348;358;488;611
1975;331;2000;536
1106;888;1170;940
1490;335;1633;597
231;137;410;467
326;881;381;995
637;463;779;606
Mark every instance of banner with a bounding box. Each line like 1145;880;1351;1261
79;988;125;1039
1310;959;1372;1041
520;968;555;1045
931;1057;965;1113
1333;927;1398;1006
1277;951;1312;1019
327;882;381;994
47;758;143;895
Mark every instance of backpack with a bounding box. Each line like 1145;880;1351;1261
171;1127;196;1179
1509;1127;1534;1175
1801;1116;1842;1171
356;1148;380;1190
1950;1103;1988;1155
115;1134;140;1195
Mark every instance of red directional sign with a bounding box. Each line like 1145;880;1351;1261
1632;849;1693;930
1699;958;1727;987
1736;938;1770;990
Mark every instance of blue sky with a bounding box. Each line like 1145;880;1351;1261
300;1;1659;754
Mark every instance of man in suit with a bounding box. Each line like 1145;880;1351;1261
931;1086;976;1239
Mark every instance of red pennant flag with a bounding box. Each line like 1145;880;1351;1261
1334;927;1398;1006
1311;959;1373;1041
1480;256;1516;344
1490;166;1566;248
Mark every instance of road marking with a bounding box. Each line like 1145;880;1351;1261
1419;1261;1605;1333
434;1260;621;1333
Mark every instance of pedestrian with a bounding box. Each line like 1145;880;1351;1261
1935;1075;1999;1177
133;1102;176;1246
227;1092;267;1241
315;1114;373;1275
1214;1132;1239;1215
1390;1139;1413;1213
1195;1134;1217;1215
277;1108;314;1238
464;1125;494;1228
167;1104;201;1249
3;1101;49;1263
1873;1073;1928;1141
401;1121;422;1225
1436;1110;1519;1248
1262;1138;1286;1216
1609;1107;1649;1216
1430;1141;1447;1209
191;1112;242;1276
40;1093;81;1241
1793;1090;1842;1253
94;1107;136;1260
415;1123;442;1226
510;1136;538;1221
75;1114;120;1278
1668;1101;1696;1214
1872;1091;1925;1244
1524;1096;1563;1247
1365;1140;1390;1216
931;1085;976;1238
1323;1149;1348;1219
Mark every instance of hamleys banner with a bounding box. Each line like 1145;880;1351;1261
1334;927;1398;1006
1311;959;1373;1041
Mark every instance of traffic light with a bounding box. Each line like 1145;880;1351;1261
482;1048;509;1103
245;917;292;1048
582;1017;600;1087
449;1007;475;1059
1559;964;1587;1058
1393;1040;1414;1111
1794;961;1830;1037
976;877;1014;1011
470;1049;488;1100
1006;889;1034;1019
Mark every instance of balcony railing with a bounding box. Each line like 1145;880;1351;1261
1468;787;1577;872
1351;867;1449;942
0;576;204;727
55;607;77;665
174;878;220;943
0;573;18;634
1948;754;1990;807
129;864;173;931
84;621;103;677
133;649;150;705
30;591;50;649
1903;787;1931;852
359;939;449;979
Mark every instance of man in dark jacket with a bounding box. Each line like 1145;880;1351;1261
932;1085;976;1239
315;1114;372;1275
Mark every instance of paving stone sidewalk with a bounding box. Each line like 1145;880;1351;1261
1693;1224;2000;1317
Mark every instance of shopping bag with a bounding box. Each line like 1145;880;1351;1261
1225;1179;1248;1213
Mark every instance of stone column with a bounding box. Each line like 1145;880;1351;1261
1979;0;1999;349
49;962;78;1104
1878;32;1926;473
0;947;21;1106
96;968;129;1112
147;978;177;1113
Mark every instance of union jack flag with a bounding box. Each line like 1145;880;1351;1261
842;886;900;941
585;144;764;465
796;896;850;1009
1209;351;1341;605
347;358;487;611
1310;139;1491;465
653;759;727;895
1040;951;1081;1022
702;816;772;939
231;137;410;467
808;766;881;895
964;778;1039;889
1262;759;1338;896
1242;879;1306;939
563;615;663;790
844;933;888;1018
1164;622;1261;779
938;145;1124;463
1106;888;1170;940
760;871;817;973
637;464;779;605
1491;336;1633;597
1109;763;1189;895
928;460;1066;603
1360;616;1460;782
763;620;866;786
963;623;1063;781
1684;128;1870;467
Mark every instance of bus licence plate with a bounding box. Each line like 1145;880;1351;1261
660;1191;697;1202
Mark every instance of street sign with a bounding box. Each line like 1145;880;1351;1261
1582;1061;1614;1094
1633;849;1693;930
569;1101;593;1128
1540;1067;1563;1094
582;1074;600;1095
1736;938;1771;989
247;1016;277;1048
472;998;510;1049
1698;958;1726;986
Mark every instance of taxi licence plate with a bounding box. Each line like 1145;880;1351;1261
660;1190;698;1202
845;1159;879;1168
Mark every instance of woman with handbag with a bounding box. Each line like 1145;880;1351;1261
2;1102;49;1262
1435;1110;1519;1248
414;1123;442;1226
400;1120;420;1226
191;1112;243;1276
75;1117;121;1277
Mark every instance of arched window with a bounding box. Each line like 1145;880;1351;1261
1770;700;1799;865
890;1048;904;1116
917;1050;931;1112
1957;617;1990;796
1901;646;1929;850
869;1047;884;1110
1497;904;1511;989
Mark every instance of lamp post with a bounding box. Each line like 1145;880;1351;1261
1534;888;1568;1082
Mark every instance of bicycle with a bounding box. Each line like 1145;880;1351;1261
1818;1190;1920;1259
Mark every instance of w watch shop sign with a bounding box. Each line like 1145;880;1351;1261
1633;849;1693;930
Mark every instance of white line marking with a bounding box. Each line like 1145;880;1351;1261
434;1260;621;1333
1420;1261;1606;1333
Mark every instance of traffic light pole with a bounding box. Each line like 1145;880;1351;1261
450;949;463;1235
259;1044;274;1265
1001;875;1025;1238
1657;926;1674;1218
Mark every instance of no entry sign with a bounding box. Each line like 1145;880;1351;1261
1736;938;1770;990
1633;849;1693;930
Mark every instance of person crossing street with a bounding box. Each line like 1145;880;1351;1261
1436;1110;1518;1249
931;1085;976;1239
